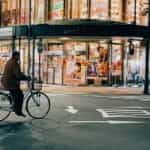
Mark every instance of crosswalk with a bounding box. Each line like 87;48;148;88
96;108;150;118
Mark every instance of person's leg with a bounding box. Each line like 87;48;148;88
9;89;25;116
9;89;17;112
15;89;24;114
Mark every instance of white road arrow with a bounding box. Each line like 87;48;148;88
65;106;78;114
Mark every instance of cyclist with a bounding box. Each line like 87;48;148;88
1;51;30;117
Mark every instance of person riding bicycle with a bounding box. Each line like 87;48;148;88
1;51;30;117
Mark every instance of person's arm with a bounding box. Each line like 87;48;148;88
12;63;28;81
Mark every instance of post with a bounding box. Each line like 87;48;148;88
32;38;35;89
144;40;149;94
27;0;32;76
144;0;150;94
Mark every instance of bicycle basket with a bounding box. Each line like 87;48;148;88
33;80;43;91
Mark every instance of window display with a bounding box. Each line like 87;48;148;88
79;0;88;18
0;42;11;75
49;0;64;20
34;0;45;23
125;0;148;25
63;42;86;85
91;0;109;20
46;43;63;84
137;0;148;25
111;0;122;21
88;43;108;85
127;41;144;84
21;0;29;24
111;44;122;76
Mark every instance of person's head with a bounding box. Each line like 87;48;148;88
12;51;20;61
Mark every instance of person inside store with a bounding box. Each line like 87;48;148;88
1;51;30;117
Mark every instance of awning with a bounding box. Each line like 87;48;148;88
9;20;150;39
30;20;150;38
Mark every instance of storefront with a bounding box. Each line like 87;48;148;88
35;39;145;86
0;0;150;87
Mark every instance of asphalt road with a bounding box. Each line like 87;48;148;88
0;94;150;150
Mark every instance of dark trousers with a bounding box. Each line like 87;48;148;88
9;89;24;114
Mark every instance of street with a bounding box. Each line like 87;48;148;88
0;94;150;150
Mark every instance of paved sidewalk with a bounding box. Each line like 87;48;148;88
41;84;144;95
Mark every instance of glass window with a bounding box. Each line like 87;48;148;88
63;42;86;85
91;0;109;20
79;0;88;18
125;0;148;25
49;0;64;20
66;0;88;19
0;41;11;75
34;0;45;23
1;0;20;26
20;0;29;24
111;43;122;76
125;0;135;24
137;0;148;25
111;0;123;21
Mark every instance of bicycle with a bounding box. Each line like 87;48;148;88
0;79;51;121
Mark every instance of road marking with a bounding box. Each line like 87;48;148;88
65;106;78;114
140;98;150;101
96;109;150;118
69;120;144;124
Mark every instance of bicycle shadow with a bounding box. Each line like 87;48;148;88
0;121;38;150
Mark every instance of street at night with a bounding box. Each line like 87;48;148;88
0;93;150;150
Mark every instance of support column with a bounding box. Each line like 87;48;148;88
144;0;150;94
144;40;149;94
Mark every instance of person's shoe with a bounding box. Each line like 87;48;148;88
15;112;26;117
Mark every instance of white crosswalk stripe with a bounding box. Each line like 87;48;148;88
96;108;150;118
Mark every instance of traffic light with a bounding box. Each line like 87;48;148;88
128;40;134;55
37;39;43;53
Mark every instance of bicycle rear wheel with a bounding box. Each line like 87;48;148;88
26;91;51;119
0;92;11;121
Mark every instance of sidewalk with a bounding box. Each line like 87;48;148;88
41;84;144;95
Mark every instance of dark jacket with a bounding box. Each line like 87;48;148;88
1;58;28;90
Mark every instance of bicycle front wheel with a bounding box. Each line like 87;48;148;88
0;93;11;121
26;91;51;119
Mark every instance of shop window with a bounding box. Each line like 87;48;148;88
33;0;45;23
1;0;20;26
88;42;108;85
48;0;64;20
0;41;11;75
111;43;123;85
125;0;148;25
63;42;86;85
90;0;109;20
20;0;29;24
127;41;144;85
137;0;148;25
111;0;123;21
65;0;88;19
46;43;63;84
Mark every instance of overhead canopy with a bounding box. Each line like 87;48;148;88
14;20;150;39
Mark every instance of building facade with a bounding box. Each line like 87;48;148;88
0;0;149;86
